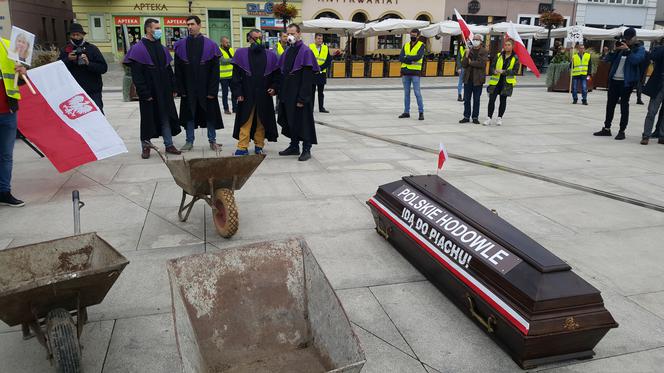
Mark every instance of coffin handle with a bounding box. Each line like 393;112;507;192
467;295;496;333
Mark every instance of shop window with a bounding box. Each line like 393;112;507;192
314;11;340;49
164;17;188;51
242;17;256;28
114;17;142;53
89;15;105;41
378;13;402;50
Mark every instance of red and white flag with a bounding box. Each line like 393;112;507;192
437;143;448;170
454;9;474;47
18;61;127;172
506;21;541;78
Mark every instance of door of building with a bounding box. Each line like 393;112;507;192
208;10;231;45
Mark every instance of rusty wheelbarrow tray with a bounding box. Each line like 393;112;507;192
167;238;366;373
0;232;129;372
155;148;265;238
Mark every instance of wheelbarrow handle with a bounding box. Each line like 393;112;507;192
146;142;169;164
72;190;84;235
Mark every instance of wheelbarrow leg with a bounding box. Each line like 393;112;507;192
178;190;199;223
21;322;34;340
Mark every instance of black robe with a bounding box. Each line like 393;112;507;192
277;43;317;144
175;35;223;129
231;47;280;142
127;39;180;141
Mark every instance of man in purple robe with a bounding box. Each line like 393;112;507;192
124;18;181;159
174;15;223;152
231;29;281;155
277;23;319;162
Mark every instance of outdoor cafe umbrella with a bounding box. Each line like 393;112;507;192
301;17;365;35
420;20;490;38
534;26;620;40
354;19;430;38
489;22;544;37
617;26;664;41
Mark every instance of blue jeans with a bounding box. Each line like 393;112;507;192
572;76;588;101
185;120;216;144
159;111;174;147
402;75;424;114
0;112;17;193
220;79;236;112
463;83;482;119
457;69;464;95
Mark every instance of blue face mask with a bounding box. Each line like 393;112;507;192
153;29;163;40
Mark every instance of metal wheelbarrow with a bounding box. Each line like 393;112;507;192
153;148;265;238
0;191;129;373
167;238;366;372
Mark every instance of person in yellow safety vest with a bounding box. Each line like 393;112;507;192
456;37;466;102
571;42;592;105
276;32;288;57
309;34;332;113
0;37;27;207
484;39;520;127
398;29;426;120
219;36;236;114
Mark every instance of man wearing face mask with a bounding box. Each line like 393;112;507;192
59;23;108;112
459;35;488;125
398;29;425;120
231;29;281;155
277;23;320;162
124;18;181;159
174;15;223;152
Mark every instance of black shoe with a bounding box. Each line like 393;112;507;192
459;118;470;123
472;118;480;125
319;108;329;113
593;128;612;136
0;191;25;207
457;94;463;102
298;150;311;161
398;113;410;118
582;100;588;106
637;100;645;105
279;146;300;156
615;131;626;140
572;100;578;104
418;113;424;121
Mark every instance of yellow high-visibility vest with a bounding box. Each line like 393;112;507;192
400;41;424;71
572;52;591;77
0;38;20;100
459;45;466;58
489;53;517;86
309;43;329;73
219;47;234;79
276;42;285;57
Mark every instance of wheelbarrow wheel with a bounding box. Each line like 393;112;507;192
46;308;82;373
212;188;239;238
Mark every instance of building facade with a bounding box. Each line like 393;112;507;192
71;0;302;61
1;0;74;46
575;0;656;30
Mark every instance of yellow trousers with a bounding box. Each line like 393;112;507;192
237;107;265;149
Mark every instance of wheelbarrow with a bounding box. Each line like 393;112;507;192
167;238;366;373
152;148;265;238
0;191;129;373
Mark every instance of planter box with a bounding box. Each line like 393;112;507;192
593;61;610;89
351;62;365;78
370;61;385;78
443;61;456;76
388;61;402;77
331;61;346;78
548;70;595;93
424;60;439;77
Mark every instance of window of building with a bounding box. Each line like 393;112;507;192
588;0;606;3
378;13;402;50
626;0;644;4
314;11;341;49
608;0;623;4
89;15;105;41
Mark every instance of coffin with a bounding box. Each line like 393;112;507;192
367;175;618;369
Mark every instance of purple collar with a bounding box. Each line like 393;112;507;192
279;40;320;74
232;47;280;76
173;35;221;63
123;38;172;66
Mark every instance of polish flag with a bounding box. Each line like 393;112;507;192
437;143;448;170
506;21;541;78
17;61;127;172
454;9;474;47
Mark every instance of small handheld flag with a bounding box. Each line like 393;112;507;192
438;143;448;170
506;21;541;78
454;9;474;48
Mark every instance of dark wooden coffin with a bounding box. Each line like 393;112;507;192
367;175;618;369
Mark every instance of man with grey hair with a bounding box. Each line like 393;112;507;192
459;34;488;124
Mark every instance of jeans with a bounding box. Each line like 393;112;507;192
289;139;312;152
402;75;424;114
642;88;664;138
0;112;17;193
312;82;325;111
457;69;464;95
571;76;588;101
220;79;236;112
160;111;173;147
604;79;634;131
463;83;482;119
185;120;216;144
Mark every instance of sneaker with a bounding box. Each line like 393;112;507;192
165;145;182;155
319;108;330;113
640;137;649;145
472;118;480;125
614;131;626;140
254;147;264;155
418;113;424;121
209;142;221;151
593;128;612;136
234;149;249;156
459;118;470;123
495;117;503;126
398;113;410;119
457;94;463;102
224;110;232;115
582;100;588;106
298;150;311;161
180;142;193;151
0;191;25;207
279;146;300;156
483;118;493;126
572;99;578;104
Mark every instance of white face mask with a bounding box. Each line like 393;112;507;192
471;39;481;48
287;35;296;44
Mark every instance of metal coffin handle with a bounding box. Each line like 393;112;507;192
466;295;496;333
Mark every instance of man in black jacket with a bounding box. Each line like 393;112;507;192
310;34;332;113
59;23;108;112
639;45;664;145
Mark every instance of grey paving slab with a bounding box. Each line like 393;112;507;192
305;230;425;290
543;347;664;373
102;313;181;373
235;174;305;202
292;170;404;198
629;291;664;320
0;320;113;373
136;213;203;250
105;181;158;209
352;327;428;373
111;162;173;184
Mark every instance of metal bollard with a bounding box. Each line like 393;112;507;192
72;190;85;235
